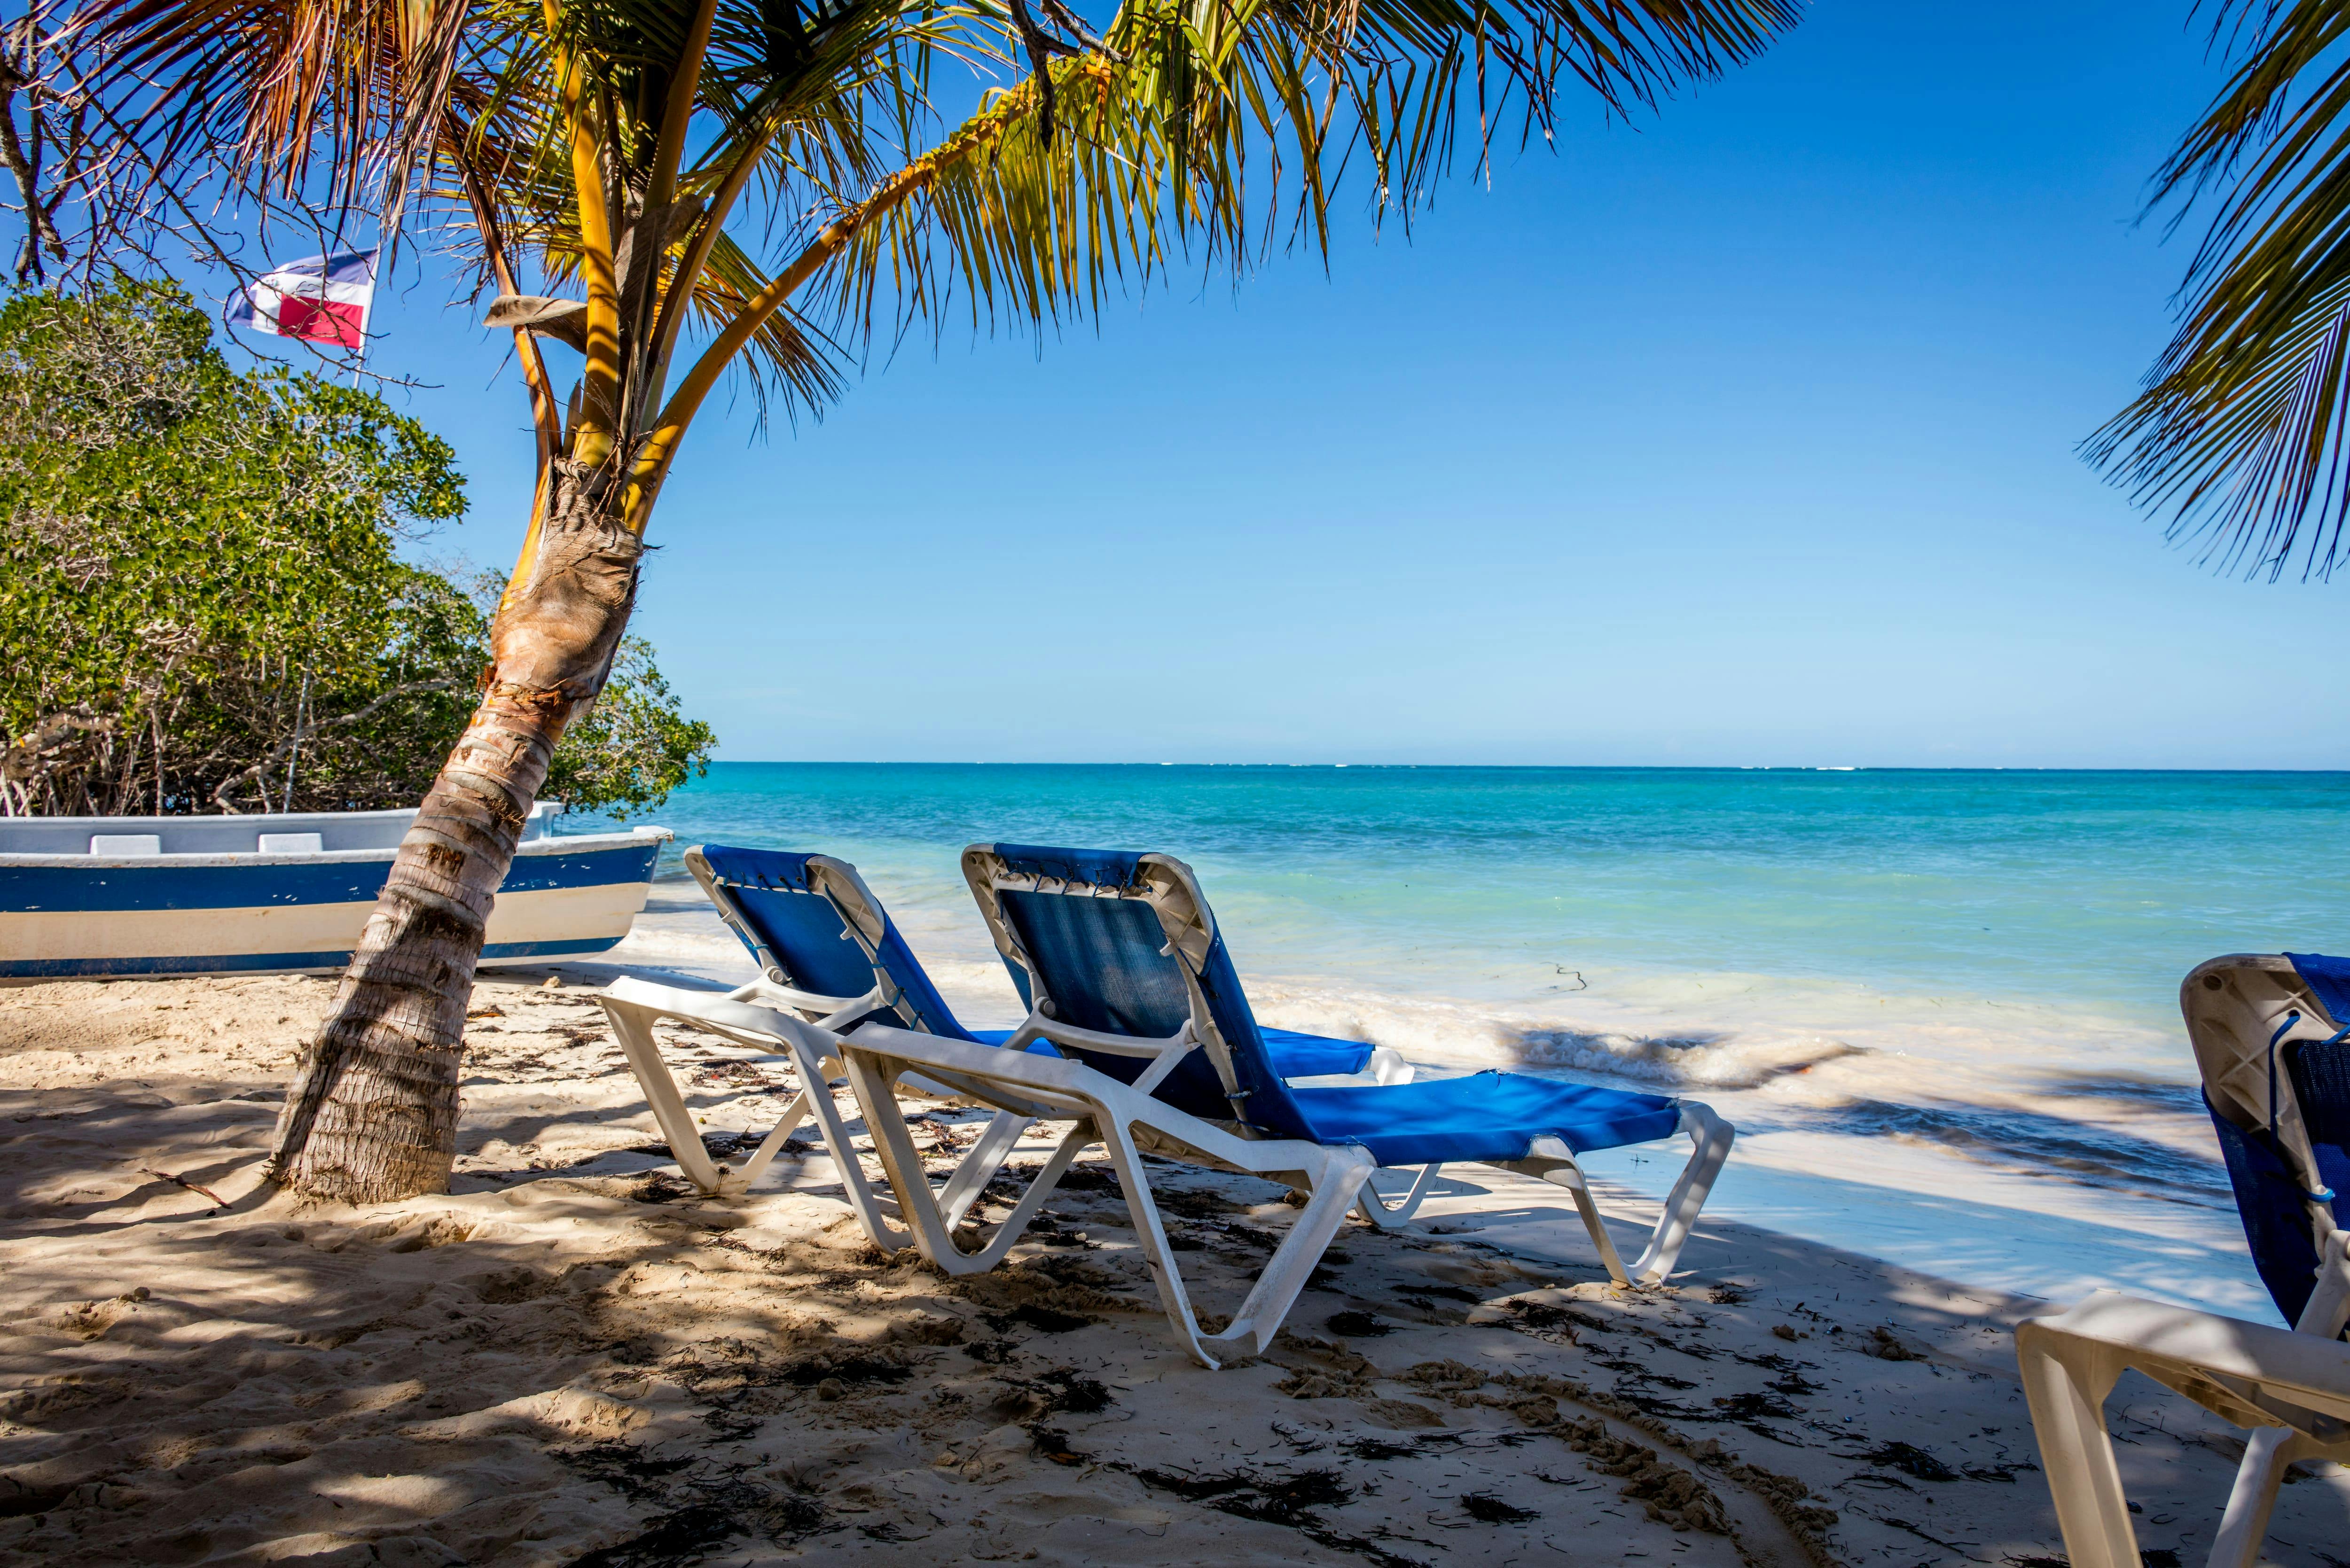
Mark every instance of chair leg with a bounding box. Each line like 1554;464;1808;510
846;1054;1088;1275
1629;1104;1736;1282
1095;1126;1375;1368
1203;1147;1377;1359
2016;1322;2139;1568
1093;1122;1221;1365
730;1085;820;1189
784;1061;916;1249
600;997;914;1245
844;1056;963;1267
725;1036;861;1192
601;999;727;1194
937;1110;1034;1229
2207;1425;2307;1568
948;1122;1091;1271
714;1030;913;1247
1351;1163;1443;1229
1542;1160;1633;1286
1502;1106;1734;1285
2209;1231;2350;1566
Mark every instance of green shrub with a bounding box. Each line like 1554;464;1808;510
0;279;713;818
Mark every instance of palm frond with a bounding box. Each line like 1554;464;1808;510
807;0;1798;351
2087;0;2350;579
64;0;1797;481
687;227;852;421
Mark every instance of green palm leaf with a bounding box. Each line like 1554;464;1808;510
64;0;1797;457
2088;0;2350;579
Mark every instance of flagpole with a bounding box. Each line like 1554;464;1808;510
351;242;381;389
350;252;370;389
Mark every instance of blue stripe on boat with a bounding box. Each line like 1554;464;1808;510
0;841;660;913
0;936;625;979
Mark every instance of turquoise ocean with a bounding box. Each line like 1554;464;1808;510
578;764;2350;1318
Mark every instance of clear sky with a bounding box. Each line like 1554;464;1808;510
285;3;2350;767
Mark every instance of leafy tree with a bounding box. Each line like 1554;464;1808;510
0;278;469;811
36;0;1796;1201
545;634;716;820
0;280;713;817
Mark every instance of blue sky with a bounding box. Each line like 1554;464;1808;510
280;3;2349;766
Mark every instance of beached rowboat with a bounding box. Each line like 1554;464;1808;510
0;804;668;979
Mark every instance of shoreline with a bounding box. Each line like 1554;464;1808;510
1;969;2345;1565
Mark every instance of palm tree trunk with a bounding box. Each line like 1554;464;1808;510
269;460;642;1201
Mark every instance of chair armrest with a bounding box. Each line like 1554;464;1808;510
1003;1014;1200;1095
732;977;868;1011
1007;1013;1192;1060
2019;1279;2350;1434
603;975;834;1059
731;977;884;1031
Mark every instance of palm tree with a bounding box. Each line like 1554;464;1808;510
2090;0;2350;579
57;0;1797;1201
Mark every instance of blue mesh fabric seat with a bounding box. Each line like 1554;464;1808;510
692;843;1380;1080
959;843;1732;1272
1289;1073;1684;1168
689;843;1017;1045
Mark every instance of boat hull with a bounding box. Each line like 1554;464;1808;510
0;832;666;979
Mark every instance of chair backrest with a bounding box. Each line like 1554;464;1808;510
2184;952;2350;1329
687;843;977;1041
960;843;1316;1134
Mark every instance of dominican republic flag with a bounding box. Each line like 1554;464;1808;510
226;250;376;348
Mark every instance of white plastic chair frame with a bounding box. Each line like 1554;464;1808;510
960;846;1736;1285
839;1017;1378;1369
597;921;1398;1247
597;973;1033;1251
1516;1106;1738;1284
599;975;907;1233
1351;1108;1735;1287
2016;1229;2350;1568
606;843;1044;1229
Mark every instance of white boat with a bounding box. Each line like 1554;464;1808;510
0;804;669;980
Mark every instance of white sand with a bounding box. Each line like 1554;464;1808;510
0;968;2344;1567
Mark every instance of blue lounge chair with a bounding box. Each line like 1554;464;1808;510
2020;953;2350;1568
2169;952;2350;1565
2191;952;2350;1333
597;844;1011;1244
596;845;1402;1243
691;843;1402;1083
689;844;1015;1045
833;844;1735;1365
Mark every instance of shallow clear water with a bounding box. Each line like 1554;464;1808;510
573;763;2350;1313
595;764;2347;1002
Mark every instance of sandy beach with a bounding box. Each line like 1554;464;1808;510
2;967;2345;1568
14;0;2350;1553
